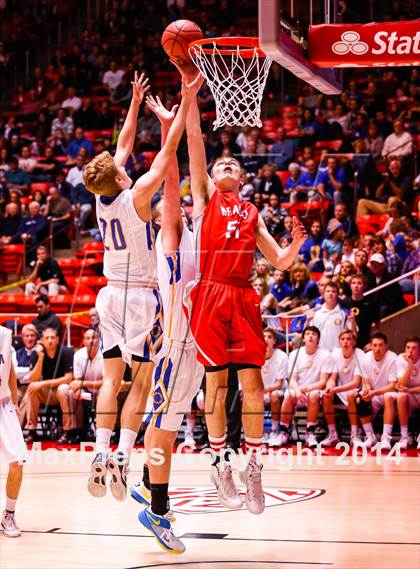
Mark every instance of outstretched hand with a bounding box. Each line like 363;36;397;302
131;71;150;104
291;216;307;244
145;94;179;125
181;71;205;99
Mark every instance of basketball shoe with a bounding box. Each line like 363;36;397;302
138;508;185;554
210;462;243;509
397;435;410;450
320;433;339;447
107;451;128;501
1;511;20;538
276;432;289;447
130;482;176;522
239;457;265;515
305;432;318;448
380;434;392;451
350;433;362;445
363;433;378;449
87;451;108;497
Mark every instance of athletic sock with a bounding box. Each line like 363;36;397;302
279;423;289;433
186;416;195;432
209;434;226;466
271;420;279;432
142;463;150;491
351;425;358;436
362;422;374;436
383;424;393;437
400;426;409;437
150;483;170;517
117;428;137;460
5;498;16;513
95;428;112;455
245;436;262;458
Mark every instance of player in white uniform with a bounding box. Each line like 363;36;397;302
278;326;333;448
321;330;364;447
127;95;203;554
358;333;398;449
0;325;27;537
84;72;203;500
394;337;420;449
261;328;288;447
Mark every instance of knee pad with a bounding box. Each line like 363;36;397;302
355;389;372;418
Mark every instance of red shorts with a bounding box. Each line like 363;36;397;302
185;278;265;368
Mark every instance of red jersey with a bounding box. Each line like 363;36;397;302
195;190;259;283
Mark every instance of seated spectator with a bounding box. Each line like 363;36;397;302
372;236;402;278
11;201;48;246
51;108;74;139
241;139;266;175
12;323;38;426
61;86;82;114
369;253;406;318
285;262;318;304
298;159;319;199
351;112;368;140
18;146;37;178
74;98;98;130
253;277;277;315
357;160;412;217
55;170;73;200
66;153;86;187
0;202;22;244
343;274;379;349
71;183;94;229
382;119;413;163
257;164;283;199
306;281;355;351
389;219;412;262
395;337;420;450
88;307;100;329
333;203;358;238
32;146;59;181
336;237;356;268
318;156;347;204
56;328;103;444
111;73;132;106
4;158;30;194
260;193;282;235
44;185;72;245
332;260;354;297
362;81;387;119
284;162;304;202
278;214;294;241
31;294;63;336
268;127;295;170
322;219;345;271
321;330;364;446
48;128;68;156
277;326;332;448
297;108;319;146
270;269;291;302
358;333;398;449
328;103;350;133
354;248;376;290
298;219;324;273
25;245;68;296
102;60;125;95
366;122;384;161
399;247;420;296
261;328;288;446
67;128;94;163
24;327;73;443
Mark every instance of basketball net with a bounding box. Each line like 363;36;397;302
189;39;272;130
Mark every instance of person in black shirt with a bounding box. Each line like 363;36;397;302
24;327;74;442
25;245;68;296
31;294;63;336
0;202;21;243
343;274;379;349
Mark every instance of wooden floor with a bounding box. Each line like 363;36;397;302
1;449;419;569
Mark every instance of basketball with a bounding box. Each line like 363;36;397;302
161;20;204;65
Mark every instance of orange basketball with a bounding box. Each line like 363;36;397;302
161;20;204;65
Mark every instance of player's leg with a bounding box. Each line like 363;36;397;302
278;390;297;446
56;384;80;444
2;462;23;538
237;366;265;515
396;392;411;449
380;392;397;450
306;390;321;448
321;392;339;447
347;389;362;444
24;385;52;442
184;411;197;448
107;359;154;501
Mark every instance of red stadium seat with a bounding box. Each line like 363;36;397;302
31;182;53;194
49;295;73;313
0;294;18;312
276;170;289;185
356;214;389;234
314;140;342;151
404;294;415;306
72;295;97;312
141;151;159;168
0;245;24;278
76;242;104;259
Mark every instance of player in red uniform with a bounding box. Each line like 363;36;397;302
182;67;307;515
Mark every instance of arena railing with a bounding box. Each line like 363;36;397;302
363;267;420;305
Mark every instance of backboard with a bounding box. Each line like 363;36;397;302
258;0;342;94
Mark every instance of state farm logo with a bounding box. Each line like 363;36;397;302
333;32;368;55
169;486;324;514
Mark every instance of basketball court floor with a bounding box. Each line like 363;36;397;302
1;449;419;569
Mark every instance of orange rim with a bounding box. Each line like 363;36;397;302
188;36;266;58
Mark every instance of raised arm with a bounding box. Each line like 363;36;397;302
146;94;183;255
132;74;203;217
114;72;150;168
256;215;307;270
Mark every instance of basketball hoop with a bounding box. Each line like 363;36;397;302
189;37;272;130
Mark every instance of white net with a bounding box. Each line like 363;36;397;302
189;40;272;130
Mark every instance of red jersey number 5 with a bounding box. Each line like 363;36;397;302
226;220;240;239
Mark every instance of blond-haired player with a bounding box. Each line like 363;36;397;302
0;325;27;537
86;71;203;501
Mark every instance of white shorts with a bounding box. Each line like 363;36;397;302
284;388;323;409
371;392;398;415
96;285;163;365
407;393;420;413
264;390;284;405
0;397;27;465
145;340;204;432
